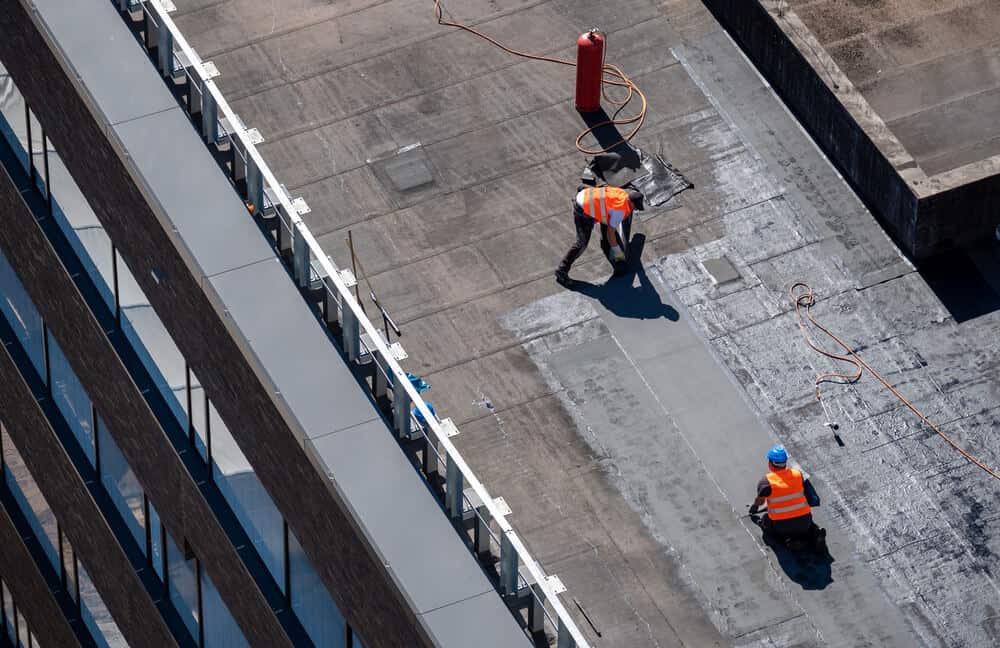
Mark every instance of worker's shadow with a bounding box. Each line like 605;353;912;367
761;533;835;591
570;234;680;321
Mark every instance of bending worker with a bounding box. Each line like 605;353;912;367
750;445;824;545
555;185;636;287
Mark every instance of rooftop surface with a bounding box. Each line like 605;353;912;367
172;0;1000;646
791;0;1000;176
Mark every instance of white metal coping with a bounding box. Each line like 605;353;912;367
142;1;590;645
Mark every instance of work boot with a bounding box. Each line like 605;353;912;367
610;246;626;263
555;269;573;288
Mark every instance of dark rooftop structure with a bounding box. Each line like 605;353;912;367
704;0;1000;260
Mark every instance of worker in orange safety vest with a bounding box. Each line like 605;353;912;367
555;185;639;287
749;445;826;549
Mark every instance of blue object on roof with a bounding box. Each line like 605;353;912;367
414;402;436;426
408;372;430;393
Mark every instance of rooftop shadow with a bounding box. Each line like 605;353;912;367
763;534;835;591
570;234;680;321
579;107;639;159
919;240;1000;323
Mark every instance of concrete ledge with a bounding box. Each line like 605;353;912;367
703;0;1000;259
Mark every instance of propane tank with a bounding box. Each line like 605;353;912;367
575;29;605;113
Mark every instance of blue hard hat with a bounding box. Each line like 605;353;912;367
767;445;788;464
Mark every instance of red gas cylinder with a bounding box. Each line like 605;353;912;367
575;30;605;113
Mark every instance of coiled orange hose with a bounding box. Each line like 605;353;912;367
791;282;1000;482
432;1;647;155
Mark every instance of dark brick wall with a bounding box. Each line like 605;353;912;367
0;500;82;648
0;2;431;646
0;124;292;646
702;0;1000;259
919;171;1000;254
0;317;175;644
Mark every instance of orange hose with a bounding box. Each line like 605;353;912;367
432;1;647;155
791;283;1000;481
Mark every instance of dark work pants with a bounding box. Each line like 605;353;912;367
557;206;595;274
765;513;815;537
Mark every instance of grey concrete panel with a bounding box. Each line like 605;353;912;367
919;133;1000;177
307;419;505;617
32;0;177;125
863;45;1000;124
418;591;532;648
889;86;1000;171
873;1;1000;68
206;257;379;438
111;108;275;278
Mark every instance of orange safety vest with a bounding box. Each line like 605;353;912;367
580;186;633;226
765;468;811;521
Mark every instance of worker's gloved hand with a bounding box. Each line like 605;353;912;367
748;504;760;515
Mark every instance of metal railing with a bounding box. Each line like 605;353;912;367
115;0;590;645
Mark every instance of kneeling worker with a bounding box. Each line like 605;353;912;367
555;185;635;287
750;445;824;547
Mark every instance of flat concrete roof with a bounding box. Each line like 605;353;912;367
792;0;1000;177
171;0;1000;646
22;0;530;644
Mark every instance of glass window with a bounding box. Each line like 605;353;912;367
61;529;77;605
201;569;249;648
46;332;96;467
117;253;188;430
149;503;164;580
2;427;59;570
46;141;116;312
79;562;128;648
28;109;45;196
16;606;27;648
2;580;15;643
98;420;145;548
0;250;46;378
189;369;208;461
289;530;345;647
166;530;199;640
211;414;284;591
0;65;29;170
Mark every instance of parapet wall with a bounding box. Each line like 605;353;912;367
703;0;1000;260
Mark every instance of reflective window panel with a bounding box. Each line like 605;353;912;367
211;413;284;592
166;530;199;640
2;427;60;571
2;580;15;644
289;530;345;647
0;65;28;170
98;419;146;548
79;562;128;648
117;253;188;430
46;140;116;311
201;568;249;648
46;332;96;467
0;249;46;378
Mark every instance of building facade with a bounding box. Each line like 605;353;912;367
0;0;545;646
